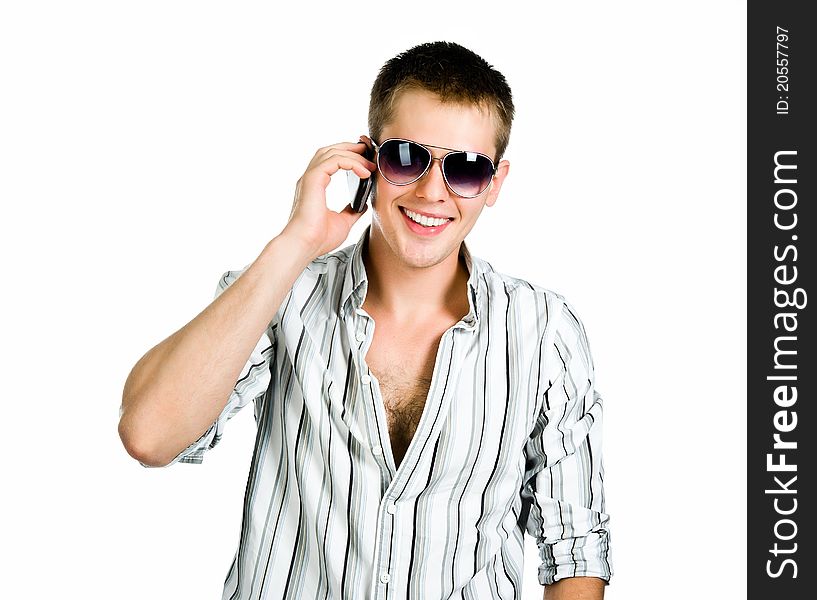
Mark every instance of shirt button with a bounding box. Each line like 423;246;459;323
356;332;366;342
386;502;397;515
380;573;391;584
361;374;372;385
372;446;383;456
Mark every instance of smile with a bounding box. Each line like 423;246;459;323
399;207;454;236
402;208;451;227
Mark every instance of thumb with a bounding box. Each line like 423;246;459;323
338;201;368;227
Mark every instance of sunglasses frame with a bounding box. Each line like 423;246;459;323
370;137;498;199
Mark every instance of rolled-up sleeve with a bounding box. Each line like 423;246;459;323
523;298;613;584
146;268;277;467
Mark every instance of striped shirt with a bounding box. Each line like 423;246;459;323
156;225;612;599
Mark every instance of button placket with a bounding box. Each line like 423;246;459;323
353;308;396;480
371;492;396;600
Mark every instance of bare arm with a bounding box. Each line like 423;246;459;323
544;577;605;600
118;233;311;467
118;140;375;467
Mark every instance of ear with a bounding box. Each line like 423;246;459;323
483;159;510;208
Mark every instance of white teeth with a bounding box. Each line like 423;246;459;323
403;208;449;227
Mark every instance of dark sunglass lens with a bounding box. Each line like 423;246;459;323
444;152;494;196
379;140;430;184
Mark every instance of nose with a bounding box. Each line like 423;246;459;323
414;157;449;201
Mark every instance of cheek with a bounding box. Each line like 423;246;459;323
372;175;400;206
459;203;485;225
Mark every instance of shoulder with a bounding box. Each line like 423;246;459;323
214;242;357;328
285;243;356;302
302;242;355;279
472;254;556;299
471;254;593;343
472;255;566;317
213;241;354;295
267;242;358;322
210;243;352;306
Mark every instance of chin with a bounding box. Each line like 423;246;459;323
374;208;462;266
396;241;456;269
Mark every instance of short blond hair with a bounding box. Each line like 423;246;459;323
368;41;514;162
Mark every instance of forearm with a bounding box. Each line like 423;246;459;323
118;232;312;466
544;577;605;600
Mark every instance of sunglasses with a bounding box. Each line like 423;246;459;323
370;138;497;198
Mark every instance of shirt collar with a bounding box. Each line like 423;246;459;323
339;224;482;327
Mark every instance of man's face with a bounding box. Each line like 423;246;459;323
369;88;510;271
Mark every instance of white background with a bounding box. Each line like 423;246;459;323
0;1;746;598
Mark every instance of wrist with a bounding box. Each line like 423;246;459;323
259;230;316;270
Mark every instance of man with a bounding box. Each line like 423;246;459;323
119;41;612;600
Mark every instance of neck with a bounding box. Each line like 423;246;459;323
361;228;470;324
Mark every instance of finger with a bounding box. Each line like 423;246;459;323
337;141;369;150
304;154;374;183
316;141;370;157
310;151;375;176
317;141;375;161
320;152;376;175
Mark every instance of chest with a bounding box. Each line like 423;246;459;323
364;322;447;465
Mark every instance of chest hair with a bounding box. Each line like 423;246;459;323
367;344;437;466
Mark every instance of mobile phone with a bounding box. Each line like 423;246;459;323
347;141;375;213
